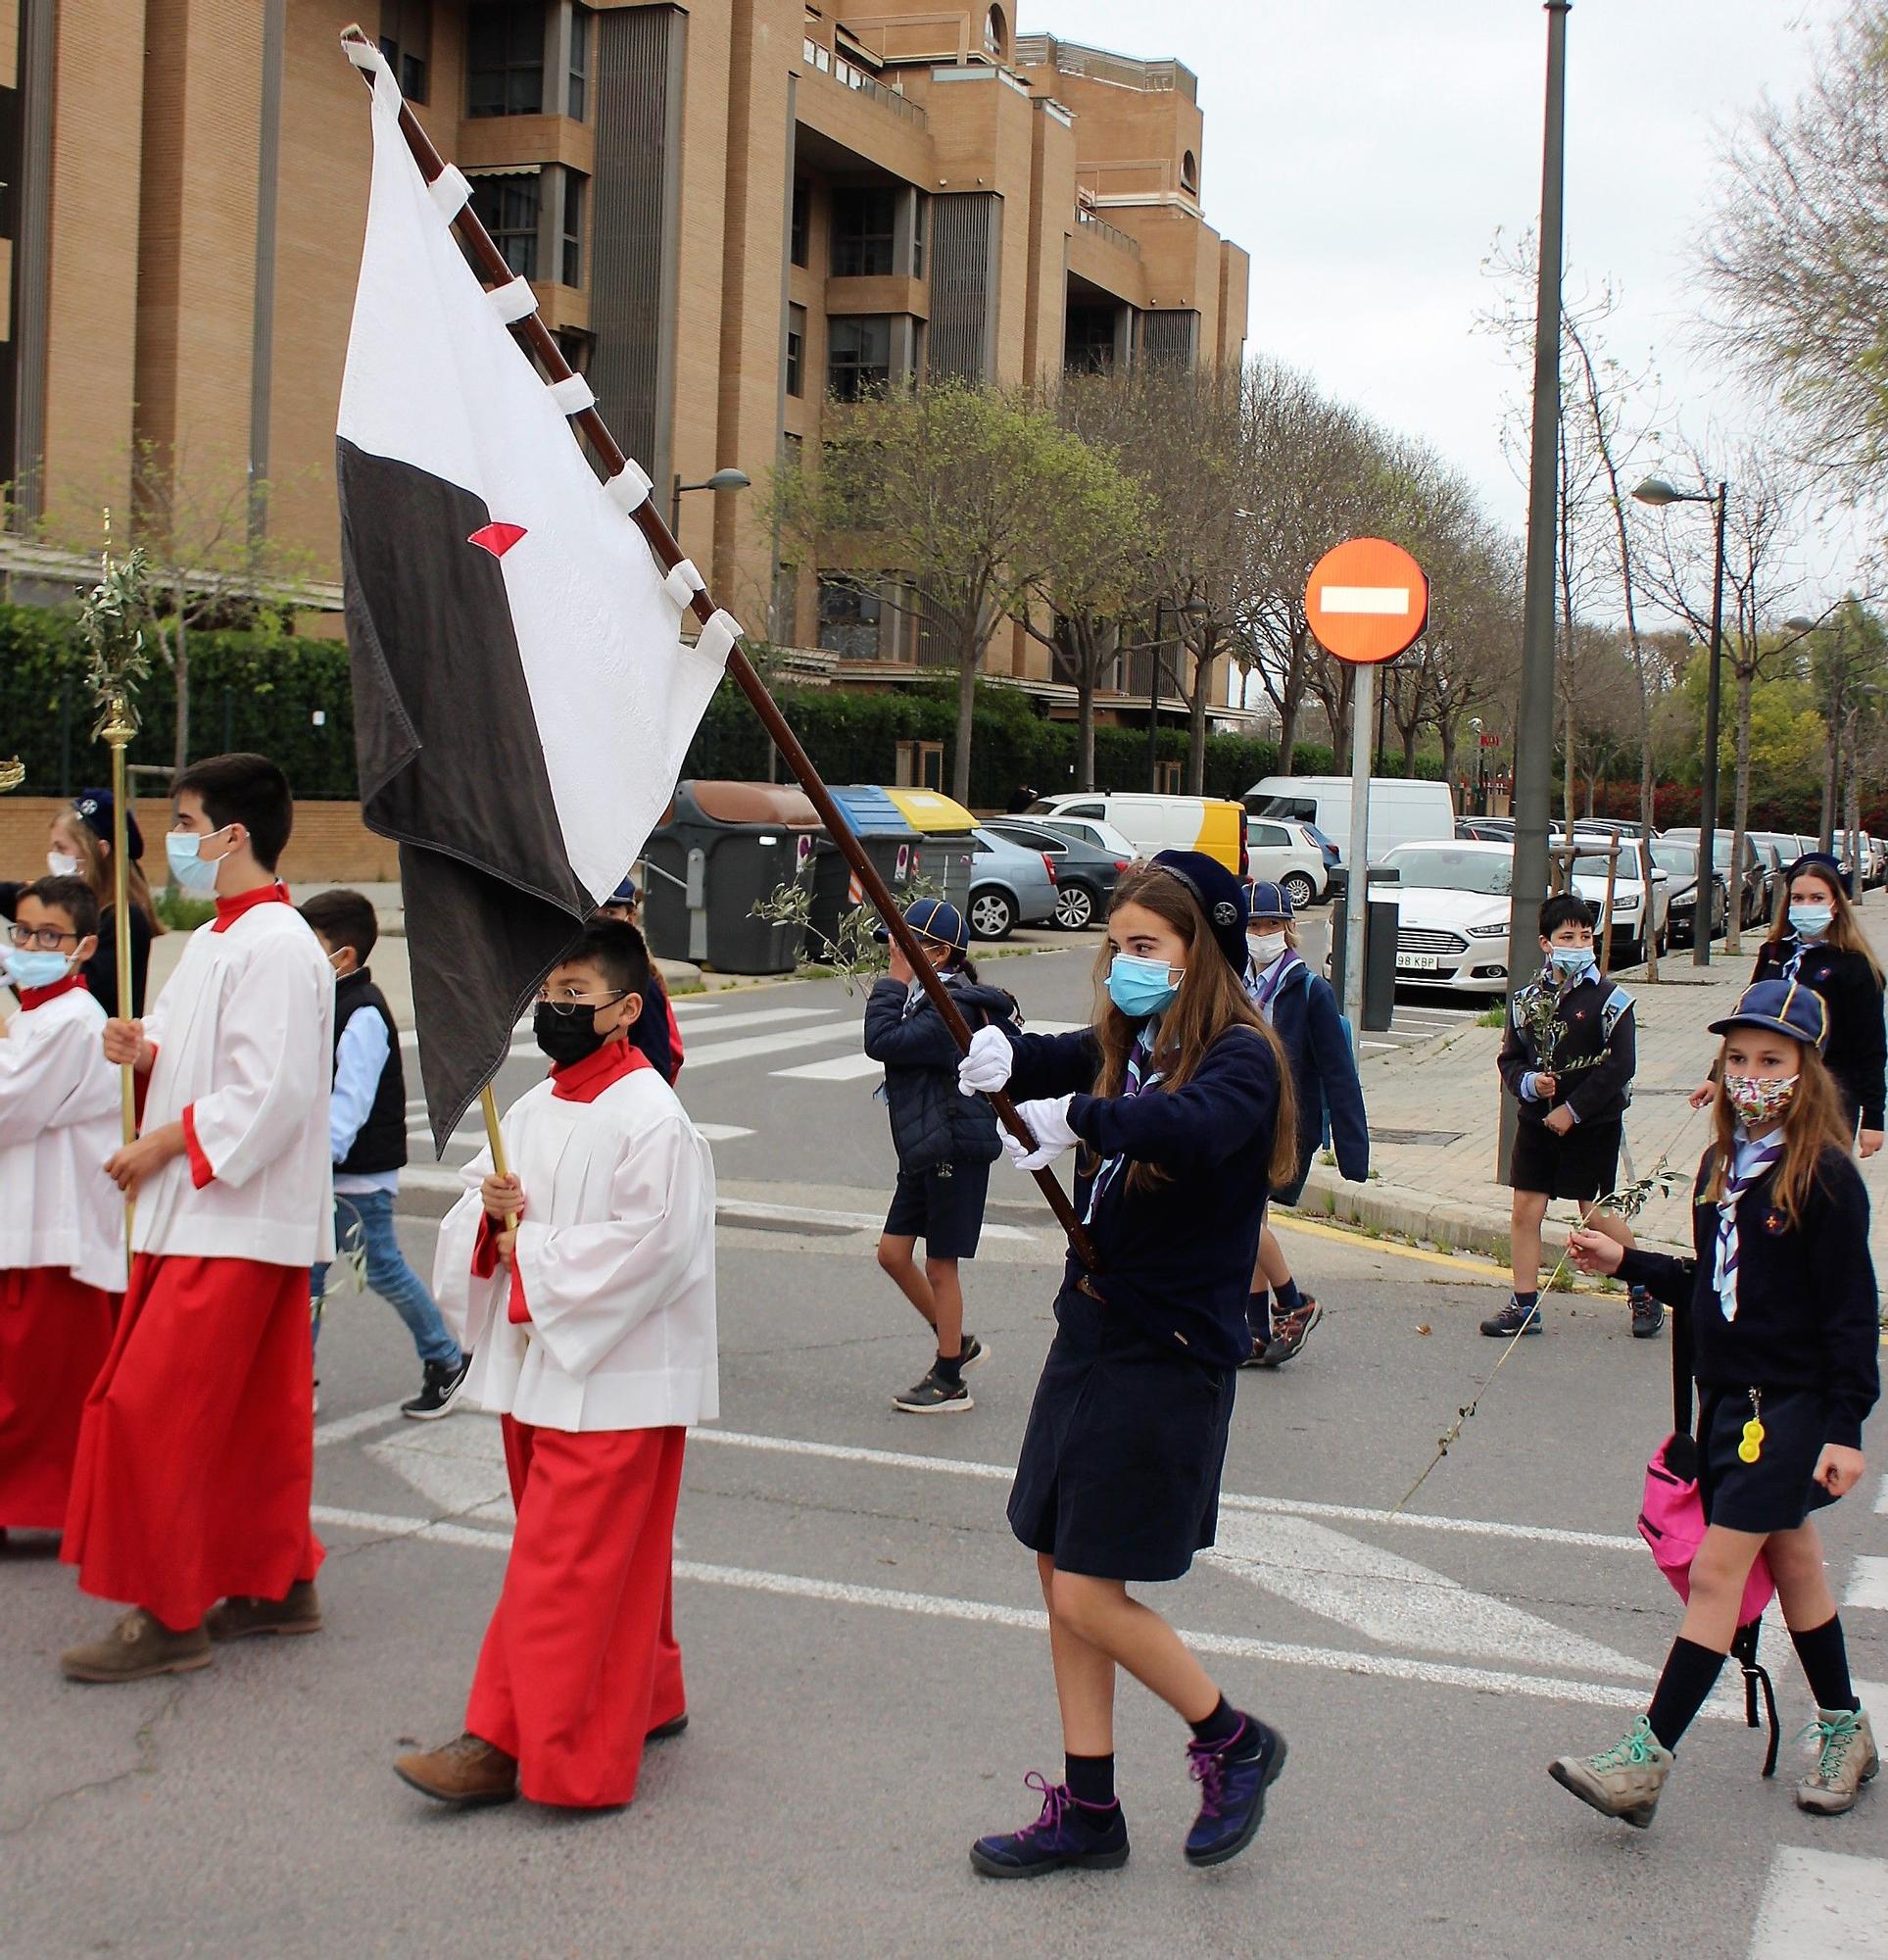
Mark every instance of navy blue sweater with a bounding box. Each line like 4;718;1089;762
1265;962;1370;1184
863;973;1017;1172
1003;1021;1282;1369
1750;937;1886;1129
1619;1145;1880;1449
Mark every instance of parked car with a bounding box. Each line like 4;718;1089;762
1027;813;1139;860
963;826;1060;942
1244;817;1335;909
1748;831;1803;916
1376;840;1519;996
1562;842;1669;966
1747;836;1791;925
1457;816;1514;842
985;818;1131;931
1649;838;1729;946
1660;829;1767;931
1026;792;1247;875
1245;775;1455;867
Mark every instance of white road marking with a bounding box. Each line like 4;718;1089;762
1749;1846;1888;1959
679;1023;861;1068
313;1401;409;1446
667;1006;837;1037
773;1052;884;1082
1843;1555;1888;1610
1320;585;1411;616
1361;1040;1397;1051
1202;1513;1653;1679
1874;1474;1887;1516
695;1123;755;1143
313;1503;513;1552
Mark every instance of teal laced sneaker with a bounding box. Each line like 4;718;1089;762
1548;1716;1673;1828
1797;1706;1879;1816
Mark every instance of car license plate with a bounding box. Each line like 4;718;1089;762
1399;954;1441;972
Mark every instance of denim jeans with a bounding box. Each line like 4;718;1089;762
310;1188;461;1367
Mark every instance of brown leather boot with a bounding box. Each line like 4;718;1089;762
207;1581;322;1642
61;1608;213;1684
394;1733;519;1807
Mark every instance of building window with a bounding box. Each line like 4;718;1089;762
896;739;944;791
1181;148;1199;195
786;304;806;398
826;316;891;399
1065;304;1117;374
561;172;586;287
471;173;541;277
556;327;592;374
984;4;1007;61
379;0;431;102
911;193;926;280
830;186;896;277
773;562;799;644
568;3;590;120
818;579;883;660
467;2;546;118
791;177;810;269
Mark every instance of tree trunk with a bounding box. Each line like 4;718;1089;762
1727;660;1756;952
1561;682;1575;830
1399;716;1419;775
1278;654;1303;772
172;603;190;778
951;639;978;806
1438;716;1458;787
1076;667;1096;793
1186;645;1209;795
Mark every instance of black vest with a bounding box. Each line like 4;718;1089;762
332;968;409;1175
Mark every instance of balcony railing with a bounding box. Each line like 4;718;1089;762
802;40;929;127
1076;208;1140;258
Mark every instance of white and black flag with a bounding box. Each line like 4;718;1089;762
335;44;730;1150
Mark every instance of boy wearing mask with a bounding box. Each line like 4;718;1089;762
1488;895;1656;1340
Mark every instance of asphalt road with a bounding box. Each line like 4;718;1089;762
3;945;1884;1959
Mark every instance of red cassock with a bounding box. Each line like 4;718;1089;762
0;1269;118;1531
466;1417;687;1808
61;1252;323;1631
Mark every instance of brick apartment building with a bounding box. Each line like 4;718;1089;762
0;0;1253;745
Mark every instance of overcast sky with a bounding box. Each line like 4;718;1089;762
1041;0;1864;596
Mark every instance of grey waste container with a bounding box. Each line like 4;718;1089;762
808;785;921;950
1327;866;1399;1033
642;780;822;975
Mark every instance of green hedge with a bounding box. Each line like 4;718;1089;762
0;600;1350;808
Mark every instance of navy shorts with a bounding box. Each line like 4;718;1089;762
1697;1386;1841;1536
1008;1285;1236;1583
1507;1116;1622;1202
883;1160;990;1260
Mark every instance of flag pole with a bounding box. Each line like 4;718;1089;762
479;1086;518;1234
339;29;1096;1270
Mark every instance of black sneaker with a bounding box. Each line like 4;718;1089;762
970;1773;1130;1879
1257;1297;1322;1368
1629;1288;1663;1339
403;1351;473;1420
646;1712;689;1742
893;1368;972;1414
957;1335;989;1371
1479;1297;1543;1338
1184;1716;1287;1867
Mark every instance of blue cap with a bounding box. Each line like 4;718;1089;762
1149;849;1250;974
873;896;969;955
73;787;143;861
609;875;640;906
1786;852;1846;888
1708;978;1830;1050
1246;879;1294;922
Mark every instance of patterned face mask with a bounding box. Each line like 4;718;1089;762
1722;1072;1798;1127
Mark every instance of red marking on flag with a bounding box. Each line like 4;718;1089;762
468;522;528;558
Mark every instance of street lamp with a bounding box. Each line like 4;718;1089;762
1147;596;1210;792
670;466;752;536
1634;473;1728;966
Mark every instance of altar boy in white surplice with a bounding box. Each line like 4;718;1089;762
398;918;717;1812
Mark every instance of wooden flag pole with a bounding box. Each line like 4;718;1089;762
339;29;1097;1270
479;1086;518;1234
103;707;137;1152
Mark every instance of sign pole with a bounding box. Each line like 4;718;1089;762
1343;662;1375;1058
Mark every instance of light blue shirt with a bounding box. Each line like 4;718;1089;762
331;1007;400;1198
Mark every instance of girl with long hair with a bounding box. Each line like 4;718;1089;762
954;852;1297;1879
1559;979;1879;1827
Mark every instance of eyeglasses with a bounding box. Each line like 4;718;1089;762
7;923;79;951
534;989;628;1016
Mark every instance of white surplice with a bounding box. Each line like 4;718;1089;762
0;983;126;1293
433;1064;718;1433
132;900;336;1266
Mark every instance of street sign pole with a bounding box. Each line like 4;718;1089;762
1343;661;1375;1056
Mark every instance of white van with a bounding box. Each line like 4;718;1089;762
1026;793;1246;874
1244;775;1454;867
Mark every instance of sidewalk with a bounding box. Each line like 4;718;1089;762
1294;892;1888;1274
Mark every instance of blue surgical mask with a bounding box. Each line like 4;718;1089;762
1548;946;1596;982
1107;952;1182;1019
166;826;230;896
1789;904;1833;939
3;948;73;991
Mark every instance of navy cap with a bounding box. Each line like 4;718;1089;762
73;787;143;861
1708;977;1831;1050
1786;852;1846;887
873;896;969;955
608;874;641;906
1246;880;1294;922
1148;849;1250;975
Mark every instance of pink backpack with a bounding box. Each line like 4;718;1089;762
1638;1302;1779;1775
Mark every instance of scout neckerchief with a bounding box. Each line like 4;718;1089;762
1247;945;1304;1022
1082;1023;1161;1226
1712;1123;1786;1323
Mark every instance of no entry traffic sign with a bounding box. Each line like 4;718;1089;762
1305;537;1429;665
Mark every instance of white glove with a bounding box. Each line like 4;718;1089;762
1000;1095;1079;1173
958;1024;1015;1097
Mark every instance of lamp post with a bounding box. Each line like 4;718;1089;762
670;466;752;537
1634;474;1728;966
1146;596;1209;792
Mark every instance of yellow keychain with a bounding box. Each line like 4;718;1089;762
1738;1390;1765;1465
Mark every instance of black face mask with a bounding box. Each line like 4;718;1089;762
533;999;618;1066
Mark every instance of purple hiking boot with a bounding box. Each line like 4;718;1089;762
969;1771;1131;1879
1185;1715;1287;1867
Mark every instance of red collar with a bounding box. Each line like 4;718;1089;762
17;971;88;1011
212;883;293;933
550;1039;650;1102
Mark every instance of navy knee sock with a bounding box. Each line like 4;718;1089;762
1646;1637;1728;1750
1188;1695;1248;1752
1791;1615;1860;1713
1274;1278;1303;1314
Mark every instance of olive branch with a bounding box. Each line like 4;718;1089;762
751;873;944;995
78;538;155;740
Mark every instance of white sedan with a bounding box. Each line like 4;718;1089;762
1245;817;1337;908
1379;841;1518;995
